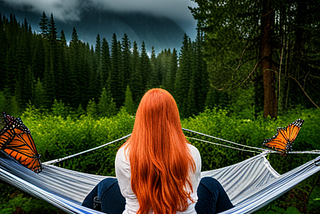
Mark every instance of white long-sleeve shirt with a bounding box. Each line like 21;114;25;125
115;143;202;214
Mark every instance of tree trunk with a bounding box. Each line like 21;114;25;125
260;0;277;118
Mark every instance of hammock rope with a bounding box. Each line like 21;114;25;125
44;128;320;166
182;128;267;152
44;134;131;165
187;136;262;154
183;128;320;155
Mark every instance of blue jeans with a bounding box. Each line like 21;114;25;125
82;177;233;214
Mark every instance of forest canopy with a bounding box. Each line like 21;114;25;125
1;0;320;119
189;0;320;118
0;12;209;119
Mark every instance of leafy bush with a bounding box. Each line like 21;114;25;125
0;183;62;214
1;106;319;213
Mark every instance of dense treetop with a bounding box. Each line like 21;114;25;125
0;13;209;118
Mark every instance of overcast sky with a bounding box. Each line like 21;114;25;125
1;0;198;37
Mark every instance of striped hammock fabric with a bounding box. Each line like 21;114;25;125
0;130;320;214
1;152;319;214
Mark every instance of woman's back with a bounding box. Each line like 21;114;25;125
82;89;233;214
117;89;200;214
115;143;201;214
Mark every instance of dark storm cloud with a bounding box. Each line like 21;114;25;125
2;0;82;22
2;0;198;23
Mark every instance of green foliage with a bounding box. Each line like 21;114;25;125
8;96;21;117
123;85;136;115
21;107;134;174
228;85;256;120
0;193;61;214
0;91;8;113
190;0;320;116
51;99;73;118
33;78;47;109
0;181;61;214
175;33;209;118
98;87;117;118
86;98;98;118
2;106;320;213
308;183;320;213
255;204;301;214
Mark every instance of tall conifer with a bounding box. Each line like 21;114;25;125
130;41;143;103
108;33;122;108
0;15;6;91
175;34;192;117
121;34;131;94
123;85;135;115
68;27;81;108
39;12;48;38
140;41;151;92
148;46;158;88
101;38;111;88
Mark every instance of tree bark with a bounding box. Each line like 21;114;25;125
260;0;277;118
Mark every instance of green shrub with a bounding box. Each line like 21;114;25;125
1;106;319;213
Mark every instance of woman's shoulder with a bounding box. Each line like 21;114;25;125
116;145;129;163
187;143;199;153
187;143;201;160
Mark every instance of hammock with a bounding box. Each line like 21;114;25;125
0;129;320;214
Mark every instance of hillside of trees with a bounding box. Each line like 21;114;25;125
2;0;320;120
0;0;187;54
0;12;210;119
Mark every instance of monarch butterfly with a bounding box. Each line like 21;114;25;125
263;119;304;155
0;112;42;173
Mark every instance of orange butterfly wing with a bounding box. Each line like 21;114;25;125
0;113;42;173
263;119;304;155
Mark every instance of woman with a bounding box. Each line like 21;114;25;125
83;89;233;214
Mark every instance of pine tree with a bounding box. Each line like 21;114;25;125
97;87;117;118
108;33;123;108
101;38;111;88
33;78;47;108
175;34;192;117
0;15;7;91
32;35;45;81
5;27;18;96
15;19;33;108
193;29;209;114
42;14;59;108
57;30;68;103
39;12;48;38
0;91;8;113
95;34;102;88
169;48;178;95
48;13;57;41
86;98;98;118
140;41;151;92
87;44;100;102
123;85;136;115
148;46;158;88
130;41;143;103
68;27;81;108
121;34;131;94
44;13;60;107
95;34;101;67
161;49;173;91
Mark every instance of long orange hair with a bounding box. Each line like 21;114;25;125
124;88;196;214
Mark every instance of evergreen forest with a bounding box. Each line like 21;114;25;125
1;0;320;213
0;12;208;119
